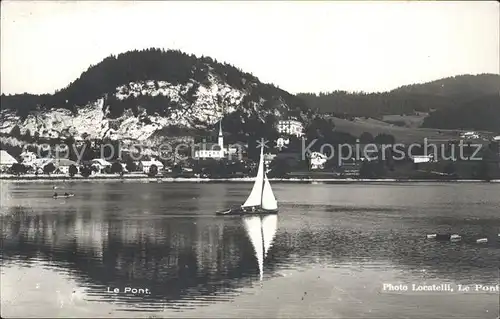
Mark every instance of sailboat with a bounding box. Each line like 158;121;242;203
216;145;278;215
242;214;278;281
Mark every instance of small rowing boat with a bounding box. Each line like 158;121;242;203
53;193;74;199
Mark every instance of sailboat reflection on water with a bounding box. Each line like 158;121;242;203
242;214;278;282
216;144;278;216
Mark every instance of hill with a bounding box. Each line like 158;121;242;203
392;73;500;98
297;74;500;119
421;94;500;133
0;48;313;142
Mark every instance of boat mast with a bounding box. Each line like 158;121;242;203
260;144;265;208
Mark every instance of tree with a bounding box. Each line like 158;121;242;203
10;163;27;176
148;164;158;177
215;160;229;178
68;164;78;177
172;163;183;174
359;160;385;178
359;132;374;144
43;162;56;175
80;165;92;178
65;136;77;161
374;133;395;145
10;125;21;138
125;160;136;172
268;157;291;178
110;162;123;174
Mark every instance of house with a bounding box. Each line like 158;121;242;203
263;153;277;167
138;158;164;173
0;150;18;171
228;141;247;158
309;152;328;170
277;119;304;137
20;151;37;164
91;159;112;173
411;155;435;164
25;158;54;173
460;131;480;139
54;159;77;174
193;143;224;160
276;137;290;150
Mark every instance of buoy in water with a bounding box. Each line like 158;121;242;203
426;233;461;241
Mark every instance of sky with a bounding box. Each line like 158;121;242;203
1;1;499;95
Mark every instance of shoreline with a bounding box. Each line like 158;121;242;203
0;174;498;183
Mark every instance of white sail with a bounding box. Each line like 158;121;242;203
261;175;278;211
243;216;264;280
243;215;278;281
262;214;278;258
242;146;265;208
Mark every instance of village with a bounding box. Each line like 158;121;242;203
1;118;500;180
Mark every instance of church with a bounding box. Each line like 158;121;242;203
193;121;228;160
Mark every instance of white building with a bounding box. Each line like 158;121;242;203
460;131;480;139
54;159;77;174
0;150;18;171
139;158;164;173
263;153;277;166
91;159;112;173
276;137;290;150
277;119;304;137
411;155;435;164
194;121;227;160
309;152;328;170
20;151;37;164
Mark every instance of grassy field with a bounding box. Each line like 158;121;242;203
329;116;488;144
381;113;428;128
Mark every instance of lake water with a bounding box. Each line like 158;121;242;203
1;181;499;318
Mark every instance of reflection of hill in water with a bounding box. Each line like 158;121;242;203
1;206;265;308
2;202;499;310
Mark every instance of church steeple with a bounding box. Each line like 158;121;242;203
218;119;224;157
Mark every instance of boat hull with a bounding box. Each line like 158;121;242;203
216;207;278;216
53;194;74;199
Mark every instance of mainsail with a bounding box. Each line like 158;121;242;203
243;214;278;281
242;146;265;208
241;145;278;210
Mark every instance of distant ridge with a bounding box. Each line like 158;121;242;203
297;73;500;132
